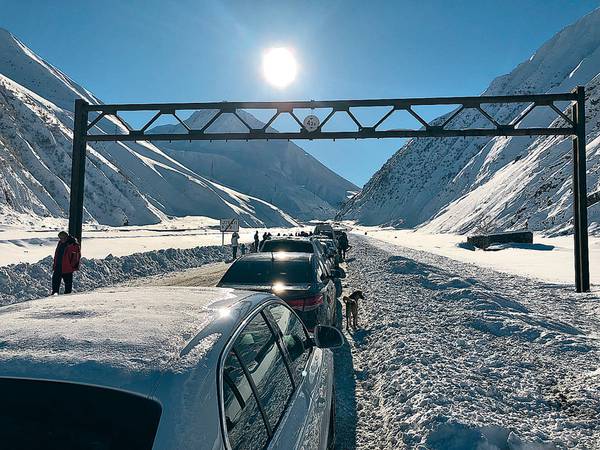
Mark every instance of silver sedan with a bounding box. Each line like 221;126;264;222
0;286;343;449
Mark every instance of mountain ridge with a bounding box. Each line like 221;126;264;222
338;7;600;236
0;27;355;227
148;109;358;220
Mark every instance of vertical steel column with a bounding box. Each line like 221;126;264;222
571;86;590;292
68;99;89;244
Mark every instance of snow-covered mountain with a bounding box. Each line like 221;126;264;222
0;28;353;228
339;8;600;236
149;111;357;221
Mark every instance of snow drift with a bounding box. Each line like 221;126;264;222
338;8;600;236
0;244;230;305
338;236;600;449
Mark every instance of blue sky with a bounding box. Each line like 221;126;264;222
1;0;599;186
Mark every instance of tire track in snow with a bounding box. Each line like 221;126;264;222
335;235;600;449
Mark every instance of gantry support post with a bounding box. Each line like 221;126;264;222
68;99;89;244
572;86;590;292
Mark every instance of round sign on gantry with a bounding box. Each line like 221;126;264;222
303;114;320;132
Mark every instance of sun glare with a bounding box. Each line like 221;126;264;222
262;47;297;88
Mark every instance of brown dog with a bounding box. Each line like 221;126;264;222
342;290;364;331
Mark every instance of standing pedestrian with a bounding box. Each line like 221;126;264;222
231;231;240;259
261;232;268;250
241;243;247;256
52;231;81;295
339;231;350;260
254;231;260;252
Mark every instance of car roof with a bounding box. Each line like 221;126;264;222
263;236;312;242
316;236;335;243
237;252;313;262
0;286;271;395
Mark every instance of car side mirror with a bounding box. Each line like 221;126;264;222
313;325;344;349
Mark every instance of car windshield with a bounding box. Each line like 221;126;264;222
221;258;314;285
261;240;314;253
0;378;161;450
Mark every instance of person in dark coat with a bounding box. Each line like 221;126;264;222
52;231;81;295
339;232;350;260
254;231;260;252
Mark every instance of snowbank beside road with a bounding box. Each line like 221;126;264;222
338;235;600;449
350;226;600;288
0;245;230;306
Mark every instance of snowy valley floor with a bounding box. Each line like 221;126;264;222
2;228;600;448
348;227;600;288
334;235;600;449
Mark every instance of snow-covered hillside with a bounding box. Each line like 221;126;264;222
338;8;600;236
0;28;352;227
150;111;357;220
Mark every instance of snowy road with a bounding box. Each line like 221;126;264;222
125;262;231;288
334;235;600;449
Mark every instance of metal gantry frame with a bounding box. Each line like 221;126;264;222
69;87;590;292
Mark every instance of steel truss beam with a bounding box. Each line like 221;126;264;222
82;92;578;142
68;88;590;292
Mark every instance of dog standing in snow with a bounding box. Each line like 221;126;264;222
343;290;364;331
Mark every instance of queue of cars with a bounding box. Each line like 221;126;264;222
0;223;349;450
218;229;346;329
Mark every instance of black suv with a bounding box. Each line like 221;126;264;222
217;252;337;331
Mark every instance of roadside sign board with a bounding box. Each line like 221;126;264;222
220;218;239;233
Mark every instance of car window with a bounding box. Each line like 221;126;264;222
0;378;161;450
221;259;313;285
313;240;324;255
316;259;325;281
234;312;294;432
321;230;334;239
268;304;311;386
261;240;314;253
222;351;269;450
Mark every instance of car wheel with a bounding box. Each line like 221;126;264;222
327;388;336;450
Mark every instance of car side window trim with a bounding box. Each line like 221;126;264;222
218;298;299;450
231;347;274;438
261;309;297;390
264;303;314;387
223;369;246;410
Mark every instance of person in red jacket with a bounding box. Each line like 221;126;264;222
52;231;81;295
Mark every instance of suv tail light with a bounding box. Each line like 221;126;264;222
287;294;324;311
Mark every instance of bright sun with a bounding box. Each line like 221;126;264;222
262;47;297;88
